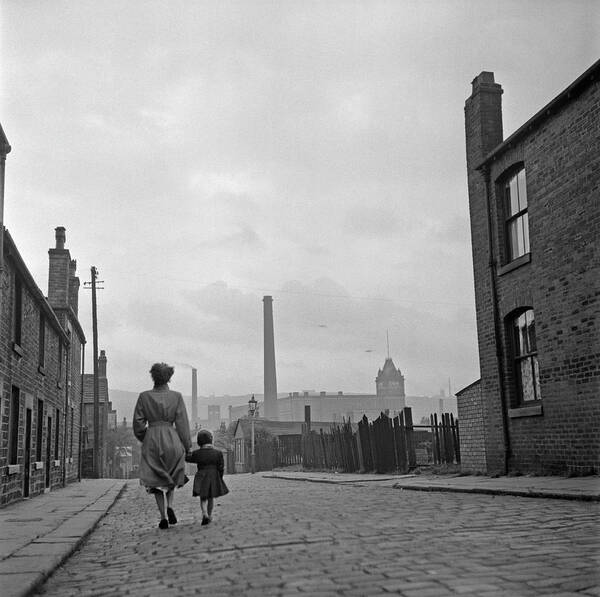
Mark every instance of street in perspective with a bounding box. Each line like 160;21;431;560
28;474;600;596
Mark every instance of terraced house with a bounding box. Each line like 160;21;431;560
460;60;599;475
0;124;86;506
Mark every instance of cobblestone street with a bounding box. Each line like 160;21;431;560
35;474;599;596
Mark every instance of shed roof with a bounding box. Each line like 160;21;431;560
233;418;347;439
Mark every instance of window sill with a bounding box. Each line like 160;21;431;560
12;342;24;358
498;252;531;276
7;464;21;475
34;461;44;470
509;403;543;418
38;365;46;376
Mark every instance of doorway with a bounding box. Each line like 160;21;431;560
24;408;32;497
45;416;52;489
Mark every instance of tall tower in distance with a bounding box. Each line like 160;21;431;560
263;295;278;420
191;368;198;428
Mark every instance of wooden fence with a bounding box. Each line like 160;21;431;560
249;435;304;472
234;409;460;473
302;408;460;473
302;421;359;472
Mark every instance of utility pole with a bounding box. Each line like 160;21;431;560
84;266;103;478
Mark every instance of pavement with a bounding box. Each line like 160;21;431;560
0;479;126;597
0;472;598;596
264;471;600;501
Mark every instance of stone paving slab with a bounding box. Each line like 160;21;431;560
264;471;600;500
0;479;126;597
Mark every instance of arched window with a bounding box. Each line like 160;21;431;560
503;166;530;262
510;308;541;403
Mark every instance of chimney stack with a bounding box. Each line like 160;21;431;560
465;71;503;172
48;226;71;308
98;349;107;378
263;295;278;420
192;368;198;425
68;259;80;315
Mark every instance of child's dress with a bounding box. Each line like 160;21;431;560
185;446;229;498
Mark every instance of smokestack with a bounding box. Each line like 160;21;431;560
263;295;278;420
191;368;198;425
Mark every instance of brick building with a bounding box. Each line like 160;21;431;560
0;223;86;505
460;60;599;475
82;349;114;477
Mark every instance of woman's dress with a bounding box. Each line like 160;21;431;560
133;386;191;492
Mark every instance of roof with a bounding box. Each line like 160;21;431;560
455;379;481;396
477;58;600;170
0;122;10;156
4;228;70;343
377;357;402;379
53;306;86;344
233;418;350;438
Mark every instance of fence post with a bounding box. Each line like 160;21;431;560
403;407;416;469
451;414;461;464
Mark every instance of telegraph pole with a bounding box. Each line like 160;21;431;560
84;267;103;478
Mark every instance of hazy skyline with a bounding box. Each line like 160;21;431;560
2;1;598;398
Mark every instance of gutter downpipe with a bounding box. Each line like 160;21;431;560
483;165;511;475
78;343;85;482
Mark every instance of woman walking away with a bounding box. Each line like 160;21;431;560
133;362;191;529
186;430;229;525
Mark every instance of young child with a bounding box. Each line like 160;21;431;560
185;429;229;525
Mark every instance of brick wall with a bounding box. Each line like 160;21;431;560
0;230;85;506
465;65;600;475
456;380;487;473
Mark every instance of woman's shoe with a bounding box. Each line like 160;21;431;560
201;515;210;526
167;507;177;525
158;519;169;529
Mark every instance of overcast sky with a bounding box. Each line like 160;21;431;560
2;1;598;399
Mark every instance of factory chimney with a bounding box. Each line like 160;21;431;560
191;368;198;427
263;296;278;420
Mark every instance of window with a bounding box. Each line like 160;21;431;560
503;166;530;261
14;276;23;346
38;315;46;369
57;340;63;384
36;399;44;462
9;387;20;464
511;309;541;404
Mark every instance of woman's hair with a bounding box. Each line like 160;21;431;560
197;429;213;446
149;362;174;386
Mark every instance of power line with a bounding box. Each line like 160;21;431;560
88;270;472;308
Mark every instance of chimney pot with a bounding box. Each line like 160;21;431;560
55;227;66;250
